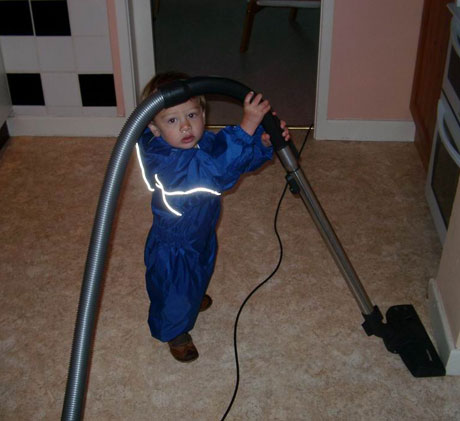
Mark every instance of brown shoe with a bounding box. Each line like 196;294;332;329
199;294;213;312
168;333;199;363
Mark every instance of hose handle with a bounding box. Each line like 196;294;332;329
158;77;296;152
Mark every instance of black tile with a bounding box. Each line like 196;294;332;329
31;0;71;36
7;73;45;106
0;1;34;35
79;74;117;107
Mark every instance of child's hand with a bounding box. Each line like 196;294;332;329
261;113;290;147
240;92;271;136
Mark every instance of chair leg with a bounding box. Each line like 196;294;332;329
289;7;298;22
240;1;261;53
153;0;160;19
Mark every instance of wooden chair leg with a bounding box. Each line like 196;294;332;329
153;0;160;19
289;7;298;22
240;1;261;53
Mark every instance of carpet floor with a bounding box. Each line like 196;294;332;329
1;131;459;420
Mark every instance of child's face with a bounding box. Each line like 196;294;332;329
149;98;205;149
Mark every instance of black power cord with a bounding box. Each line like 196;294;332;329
220;125;313;420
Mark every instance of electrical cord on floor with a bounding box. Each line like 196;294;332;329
220;124;313;421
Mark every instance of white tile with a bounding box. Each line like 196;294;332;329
12;106;47;116
37;37;76;72
82;107;117;117
0;37;39;72
67;0;109;36
41;73;82;107
74;36;113;73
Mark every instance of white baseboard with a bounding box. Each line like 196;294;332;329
7;115;416;142
314;118;415;142
7;116;127;137
429;278;460;375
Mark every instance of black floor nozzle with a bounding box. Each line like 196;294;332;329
362;305;445;378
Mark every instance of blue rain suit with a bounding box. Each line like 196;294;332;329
137;125;273;342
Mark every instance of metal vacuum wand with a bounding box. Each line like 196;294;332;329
270;125;445;378
276;145;374;315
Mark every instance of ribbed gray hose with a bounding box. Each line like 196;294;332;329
60;76;263;421
61;75;378;419
61;92;165;421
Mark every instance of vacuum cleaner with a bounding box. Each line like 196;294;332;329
61;76;445;421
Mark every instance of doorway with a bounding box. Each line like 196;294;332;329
151;0;320;127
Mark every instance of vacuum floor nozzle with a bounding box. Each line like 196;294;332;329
363;304;445;377
385;304;445;377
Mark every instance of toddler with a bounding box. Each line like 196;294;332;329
136;72;289;362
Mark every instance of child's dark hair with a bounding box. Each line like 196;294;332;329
141;71;206;109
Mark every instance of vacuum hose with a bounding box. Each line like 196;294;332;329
61;77;290;421
63;74;443;420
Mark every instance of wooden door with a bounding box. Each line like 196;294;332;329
410;0;451;170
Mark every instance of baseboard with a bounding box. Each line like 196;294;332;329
6;115;416;142
314;118;415;142
429;278;460;375
7;116;127;137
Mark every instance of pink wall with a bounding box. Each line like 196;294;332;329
328;0;423;121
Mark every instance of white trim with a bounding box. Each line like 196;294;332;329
314;0;415;142
7;116;125;137
114;0;137;115
429;278;460;375
314;0;334;139
134;143;221;216
153;174;221;217
128;0;156;103
135;143;155;191
314;119;415;142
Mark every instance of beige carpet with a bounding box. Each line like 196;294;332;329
1;131;459;420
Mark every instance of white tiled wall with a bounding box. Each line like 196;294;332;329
0;0;116;118
67;0;110;37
